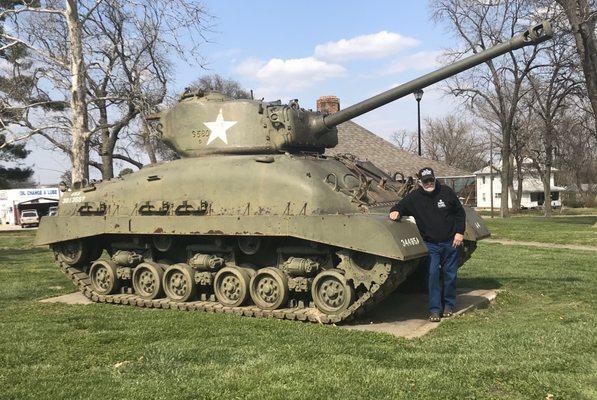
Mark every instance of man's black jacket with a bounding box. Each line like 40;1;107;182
390;182;466;243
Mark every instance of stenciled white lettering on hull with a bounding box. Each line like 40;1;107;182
401;237;420;247
203;109;238;145
62;191;85;204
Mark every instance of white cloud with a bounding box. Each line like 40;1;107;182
234;57;265;76
234;56;346;97
254;57;345;83
381;51;444;75
314;31;419;61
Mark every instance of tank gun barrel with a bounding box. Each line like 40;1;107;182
312;21;553;133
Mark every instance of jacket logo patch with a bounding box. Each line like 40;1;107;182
437;199;446;208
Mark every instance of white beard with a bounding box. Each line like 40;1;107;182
419;181;436;192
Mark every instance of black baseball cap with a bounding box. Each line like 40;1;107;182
418;167;435;183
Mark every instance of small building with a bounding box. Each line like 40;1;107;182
0;187;61;225
474;163;565;209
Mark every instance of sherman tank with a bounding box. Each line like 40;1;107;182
36;22;552;324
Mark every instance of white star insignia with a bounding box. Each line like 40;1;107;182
203;108;237;145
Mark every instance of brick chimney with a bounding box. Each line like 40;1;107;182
316;96;340;114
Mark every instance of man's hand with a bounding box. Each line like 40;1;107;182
389;211;400;221
452;233;464;247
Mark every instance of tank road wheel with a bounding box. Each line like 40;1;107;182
163;263;197;302
311;269;355;315
152;235;174;253
214;266;252;307
132;262;165;299
249;268;289;310
53;239;91;267
89;260;120;295
237;237;261;255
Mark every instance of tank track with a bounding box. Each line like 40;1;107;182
57;258;416;325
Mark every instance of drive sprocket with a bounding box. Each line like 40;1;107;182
336;249;392;291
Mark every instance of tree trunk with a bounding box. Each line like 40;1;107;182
101;141;114;179
66;0;90;184
543;126;554;217
142;117;158;165
500;128;511;218
97;101;114;180
513;157;523;212
542;172;552;217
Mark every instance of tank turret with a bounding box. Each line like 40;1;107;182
158;21;552;157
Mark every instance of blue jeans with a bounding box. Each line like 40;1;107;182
425;240;461;314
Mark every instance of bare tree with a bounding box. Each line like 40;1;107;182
524;12;580;216
391;129;417;154
82;2;173;179
555;0;597;135
556;109;597;206
422;115;487;172
188;74;251;99
431;0;547;217
0;2;68;151
0;0;210;183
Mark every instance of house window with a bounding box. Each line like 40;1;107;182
482;193;486;201
495;192;501;198
482;176;486;184
531;192;547;205
551;192;559;201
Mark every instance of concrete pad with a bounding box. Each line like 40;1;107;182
39;289;498;338
342;288;498;338
40;292;93;305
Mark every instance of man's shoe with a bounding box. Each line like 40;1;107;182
443;308;454;318
429;313;441;323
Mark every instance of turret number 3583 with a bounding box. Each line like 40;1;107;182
401;237;420;247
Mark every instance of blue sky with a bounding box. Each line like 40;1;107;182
30;0;464;184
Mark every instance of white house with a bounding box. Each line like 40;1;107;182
474;162;565;209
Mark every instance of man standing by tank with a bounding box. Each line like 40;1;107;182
389;167;465;322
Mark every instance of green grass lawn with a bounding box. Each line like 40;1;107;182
1;231;595;399
478;207;597;217
483;215;597;246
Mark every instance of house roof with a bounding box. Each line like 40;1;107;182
326;121;471;177
474;165;501;174
17;197;59;205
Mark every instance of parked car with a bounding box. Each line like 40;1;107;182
48;206;58;216
20;210;40;228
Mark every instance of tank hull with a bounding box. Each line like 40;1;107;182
37;154;489;323
36;214;428;261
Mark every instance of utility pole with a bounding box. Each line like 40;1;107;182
414;89;424;156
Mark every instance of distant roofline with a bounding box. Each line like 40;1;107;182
438;175;476;179
331;120;473;177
